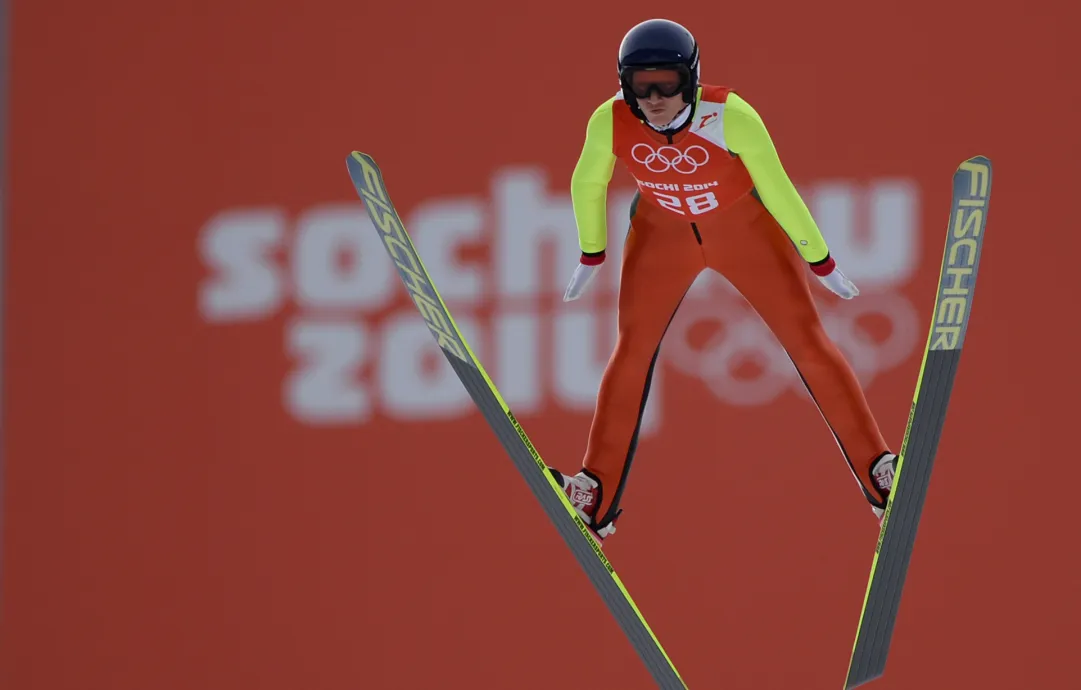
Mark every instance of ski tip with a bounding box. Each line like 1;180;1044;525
960;154;991;169
346;151;385;185
347;150;376;166
954;155;993;199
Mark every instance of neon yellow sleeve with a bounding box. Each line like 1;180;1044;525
723;92;830;264
570;97;618;256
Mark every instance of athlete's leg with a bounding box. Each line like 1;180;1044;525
702;195;891;507
577;197;705;531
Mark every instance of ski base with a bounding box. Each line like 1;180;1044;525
843;156;992;688
345;151;689;689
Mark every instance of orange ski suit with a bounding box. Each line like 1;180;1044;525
569;84;890;530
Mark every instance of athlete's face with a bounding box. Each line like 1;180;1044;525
638;92;686;126
627;68;687;127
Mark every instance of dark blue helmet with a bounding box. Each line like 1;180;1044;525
617;19;700;109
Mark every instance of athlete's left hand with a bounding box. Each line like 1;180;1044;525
817;265;859;299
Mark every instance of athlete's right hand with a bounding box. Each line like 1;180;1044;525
562;254;605;302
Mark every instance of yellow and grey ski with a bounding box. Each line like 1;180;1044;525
843;156;992;688
346;151;688;689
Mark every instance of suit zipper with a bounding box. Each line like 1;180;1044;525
661;132;699;244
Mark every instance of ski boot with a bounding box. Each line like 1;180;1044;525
547;467;619;546
867;452;897;524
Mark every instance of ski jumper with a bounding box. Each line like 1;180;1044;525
570;84;890;530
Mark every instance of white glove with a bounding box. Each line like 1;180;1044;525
563;262;601;301
817;264;859;299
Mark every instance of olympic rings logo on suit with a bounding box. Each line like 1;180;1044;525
631;143;710;174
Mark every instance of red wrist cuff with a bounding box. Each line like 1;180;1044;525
580;251;605;266
808;254;835;277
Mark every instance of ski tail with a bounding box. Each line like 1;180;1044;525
843;156;992;689
345;151;688;689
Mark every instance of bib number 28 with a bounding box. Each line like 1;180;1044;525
653;191;719;216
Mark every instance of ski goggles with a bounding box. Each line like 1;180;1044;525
622;66;690;99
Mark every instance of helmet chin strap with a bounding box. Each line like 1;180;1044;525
644;103;692;132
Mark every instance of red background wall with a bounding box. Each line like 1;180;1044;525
3;1;1079;688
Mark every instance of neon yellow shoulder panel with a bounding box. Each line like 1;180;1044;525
570;96;619;255
723;92;830;264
